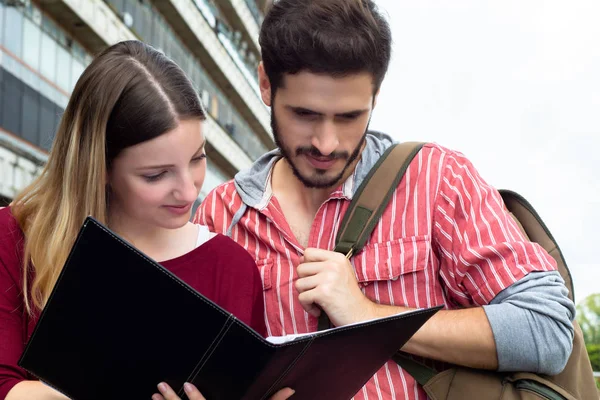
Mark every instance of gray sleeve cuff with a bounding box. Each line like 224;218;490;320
482;271;575;375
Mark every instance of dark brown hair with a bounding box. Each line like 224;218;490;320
259;0;392;93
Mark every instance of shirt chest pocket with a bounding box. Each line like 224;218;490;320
256;259;274;291
352;235;431;283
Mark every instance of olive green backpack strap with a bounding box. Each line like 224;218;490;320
317;142;426;331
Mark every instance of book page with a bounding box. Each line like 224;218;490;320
265;309;417;345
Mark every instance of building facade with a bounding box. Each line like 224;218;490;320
0;0;272;207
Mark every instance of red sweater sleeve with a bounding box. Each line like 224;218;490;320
0;208;29;399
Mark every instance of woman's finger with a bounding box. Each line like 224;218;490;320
270;387;295;400
156;382;180;400
182;382;206;400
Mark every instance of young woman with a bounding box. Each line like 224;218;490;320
0;40;285;400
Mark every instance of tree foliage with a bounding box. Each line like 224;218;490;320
576;293;600;389
577;293;600;347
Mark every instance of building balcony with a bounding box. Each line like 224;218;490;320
36;0;254;174
216;0;261;57
151;0;273;149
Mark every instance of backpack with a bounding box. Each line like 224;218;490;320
319;142;598;399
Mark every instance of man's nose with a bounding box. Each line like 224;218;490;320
312;120;339;156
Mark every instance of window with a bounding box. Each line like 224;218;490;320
39;95;58;151
70;59;85;92
0;3;4;45
1;70;23;135
40;31;58;83
21;84;40;145
3;6;23;58
0;68;4;127
56;45;72;92
107;0;126;15
41;14;59;40
23;18;41;71
138;2;153;41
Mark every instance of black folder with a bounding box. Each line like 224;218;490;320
18;217;441;400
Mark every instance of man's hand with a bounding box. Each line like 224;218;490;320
152;382;294;400
295;248;376;327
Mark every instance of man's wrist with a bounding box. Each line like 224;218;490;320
357;298;411;323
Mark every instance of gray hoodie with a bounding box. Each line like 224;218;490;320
230;131;575;375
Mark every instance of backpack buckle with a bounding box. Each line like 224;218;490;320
345;247;354;260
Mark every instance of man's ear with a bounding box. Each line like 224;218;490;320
373;88;380;109
258;62;272;107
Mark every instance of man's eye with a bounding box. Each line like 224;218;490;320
296;110;316;118
340;113;360;120
143;172;166;182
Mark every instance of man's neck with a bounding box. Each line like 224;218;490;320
271;156;361;216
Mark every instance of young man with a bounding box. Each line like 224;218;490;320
194;1;575;398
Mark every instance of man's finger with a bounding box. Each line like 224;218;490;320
304;247;341;262
298;290;321;317
295;274;320;293
296;261;325;278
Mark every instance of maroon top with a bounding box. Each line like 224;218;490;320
0;207;266;398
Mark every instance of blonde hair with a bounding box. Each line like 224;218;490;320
12;41;205;313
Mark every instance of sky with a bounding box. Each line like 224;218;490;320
370;0;600;304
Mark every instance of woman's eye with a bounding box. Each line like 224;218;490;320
192;154;207;163
143;172;166;182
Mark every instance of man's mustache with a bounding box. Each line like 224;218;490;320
295;147;349;160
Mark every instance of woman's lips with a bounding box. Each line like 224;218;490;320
163;203;192;215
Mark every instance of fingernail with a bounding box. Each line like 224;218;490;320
158;382;167;393
184;382;194;393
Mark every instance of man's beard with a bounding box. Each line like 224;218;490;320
272;110;368;189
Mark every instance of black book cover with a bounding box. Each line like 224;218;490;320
18;217;441;399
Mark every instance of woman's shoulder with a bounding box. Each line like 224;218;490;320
195;227;256;268
207;233;254;261
0;207;25;276
0;206;23;243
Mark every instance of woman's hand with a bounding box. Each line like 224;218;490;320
152;382;204;400
152;382;294;400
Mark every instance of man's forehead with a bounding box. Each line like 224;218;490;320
279;70;375;89
277;72;375;111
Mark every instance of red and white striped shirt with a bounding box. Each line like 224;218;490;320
194;142;556;400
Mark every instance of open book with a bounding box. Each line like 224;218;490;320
19;217;441;400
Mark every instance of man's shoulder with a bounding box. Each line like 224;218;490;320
203;179;240;204
195;180;243;224
361;140;470;173
422;142;467;160
414;142;479;174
